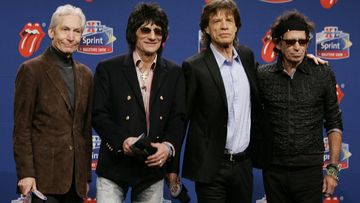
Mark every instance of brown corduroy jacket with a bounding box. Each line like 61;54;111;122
13;47;93;197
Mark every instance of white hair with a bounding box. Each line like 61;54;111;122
49;4;86;32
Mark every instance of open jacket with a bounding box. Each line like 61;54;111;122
182;45;271;183
13;47;93;197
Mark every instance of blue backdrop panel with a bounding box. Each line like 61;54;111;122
1;0;359;202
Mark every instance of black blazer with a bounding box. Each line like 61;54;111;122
92;53;186;186
182;45;271;183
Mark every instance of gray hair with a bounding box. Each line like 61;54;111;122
49;4;86;32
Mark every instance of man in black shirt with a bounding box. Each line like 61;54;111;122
258;10;343;203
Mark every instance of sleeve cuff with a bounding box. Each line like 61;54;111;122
163;142;175;158
327;128;343;136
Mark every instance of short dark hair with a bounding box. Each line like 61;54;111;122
270;10;315;52
126;2;168;55
200;0;241;47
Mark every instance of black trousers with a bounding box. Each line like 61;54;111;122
263;165;323;203
195;158;253;203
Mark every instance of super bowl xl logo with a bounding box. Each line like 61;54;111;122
78;20;116;55
18;22;45;58
316;26;352;60
323;137;351;170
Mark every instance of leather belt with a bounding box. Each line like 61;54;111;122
223;150;249;162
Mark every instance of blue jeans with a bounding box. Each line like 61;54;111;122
96;176;164;203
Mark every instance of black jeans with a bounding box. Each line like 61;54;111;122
195;158;253;203
263;165;323;203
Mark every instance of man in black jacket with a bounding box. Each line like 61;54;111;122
92;3;186;202
257;10;343;203
182;1;270;202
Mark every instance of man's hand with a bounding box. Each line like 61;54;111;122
145;142;170;167
306;54;328;65
166;173;180;185
166;173;181;196
122;137;138;155
18;177;36;195
323;175;338;197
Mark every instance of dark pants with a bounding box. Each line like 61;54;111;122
263;165;323;203
32;178;82;203
195;158;253;203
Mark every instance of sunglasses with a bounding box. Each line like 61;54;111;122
281;38;309;46
139;27;163;37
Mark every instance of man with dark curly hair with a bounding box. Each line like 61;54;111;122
92;2;186;203
258;10;343;203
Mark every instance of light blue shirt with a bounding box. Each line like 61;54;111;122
210;44;251;154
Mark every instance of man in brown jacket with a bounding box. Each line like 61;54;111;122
13;4;93;203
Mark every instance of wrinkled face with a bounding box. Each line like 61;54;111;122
276;30;309;65
205;9;237;49
135;22;163;56
48;14;82;54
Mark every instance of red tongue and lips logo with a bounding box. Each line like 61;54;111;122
19;22;45;57
261;30;277;63
320;0;338;9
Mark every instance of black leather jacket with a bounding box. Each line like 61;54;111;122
258;57;343;166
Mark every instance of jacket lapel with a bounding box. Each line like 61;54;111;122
46;61;73;114
122;54;145;112
203;49;228;108
149;58;166;109
43;49;73;115
73;61;83;115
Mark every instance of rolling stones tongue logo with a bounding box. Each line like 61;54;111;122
18;22;45;58
261;30;277;63
320;0;338;9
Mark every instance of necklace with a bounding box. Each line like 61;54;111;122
139;69;150;91
139;70;150;81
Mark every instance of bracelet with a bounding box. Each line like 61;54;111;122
326;163;340;181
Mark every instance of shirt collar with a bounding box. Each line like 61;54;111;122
272;56;310;75
133;51;157;70
49;45;73;66
210;43;240;68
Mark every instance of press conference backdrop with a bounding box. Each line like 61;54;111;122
1;0;359;202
